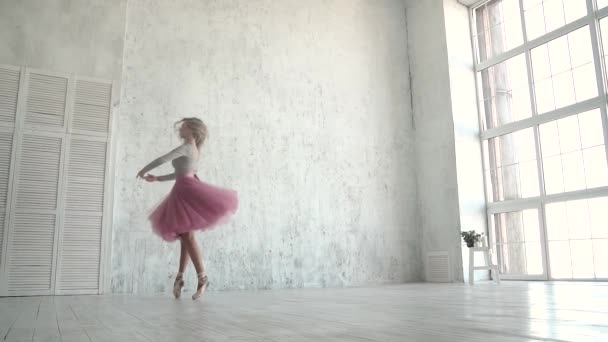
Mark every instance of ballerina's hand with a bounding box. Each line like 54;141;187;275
144;174;158;182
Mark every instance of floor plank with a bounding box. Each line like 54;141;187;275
1;282;607;341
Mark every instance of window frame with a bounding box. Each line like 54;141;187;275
471;0;608;280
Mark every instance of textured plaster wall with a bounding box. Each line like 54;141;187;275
0;0;126;80
111;0;421;293
406;0;464;282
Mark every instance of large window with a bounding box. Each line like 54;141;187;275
473;0;608;280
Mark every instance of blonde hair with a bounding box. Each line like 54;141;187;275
176;117;208;148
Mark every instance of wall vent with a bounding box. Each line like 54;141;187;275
427;251;451;282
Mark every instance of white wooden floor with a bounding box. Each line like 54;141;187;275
1;282;607;342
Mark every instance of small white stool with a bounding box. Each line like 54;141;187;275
468;238;500;285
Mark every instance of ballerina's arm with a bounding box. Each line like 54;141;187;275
137;145;187;178
157;173;176;182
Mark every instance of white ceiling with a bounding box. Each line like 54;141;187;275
458;0;483;6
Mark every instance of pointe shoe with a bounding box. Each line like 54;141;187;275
173;274;184;299
192;273;209;300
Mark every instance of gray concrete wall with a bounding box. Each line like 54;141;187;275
111;0;421;293
0;0;127;80
0;0;481;292
406;0;464;282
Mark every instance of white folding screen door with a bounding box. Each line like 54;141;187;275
0;64;113;296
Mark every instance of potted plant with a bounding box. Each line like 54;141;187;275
461;230;482;248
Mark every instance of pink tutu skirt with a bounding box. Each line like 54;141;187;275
149;174;238;241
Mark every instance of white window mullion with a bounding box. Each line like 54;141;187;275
487;197;542;215
518;0;545;198
476;15;595;72
543;184;608;204
488;185;608;210
476;45;527;72
598;5;608;20
481;97;604;139
519;0;550;280
593;0;599;14
532;115;550;280
588;0;608;175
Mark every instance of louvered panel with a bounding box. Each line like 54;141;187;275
0;67;20;124
0;131;12;208
0;131;13;268
25;73;67;128
66;181;104;212
7;213;56;292
0;210;4;267
67;139;106;178
15;135;62;210
65;139;106;212
71;80;111;133
59;215;101;291
75;80;111;105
